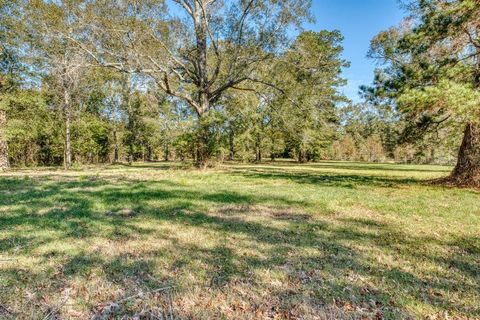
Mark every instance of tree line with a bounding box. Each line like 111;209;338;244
0;0;478;187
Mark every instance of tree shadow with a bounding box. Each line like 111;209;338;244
227;167;421;188
0;173;478;318
302;162;451;173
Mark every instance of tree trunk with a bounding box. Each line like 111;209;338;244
128;143;134;164
0;108;9;170
113;128;119;163
195;136;209;168
229;129;234;161
164;143;170;162
193;4;211;169
270;135;276;162
147;146;153;161
429;147;435;164
63;89;72;170
298;149;306;163
195;118;210;168
255;133;262;163
448;122;480;187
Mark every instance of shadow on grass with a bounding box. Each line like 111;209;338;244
228;167;421;188
301;161;451;173
231;160;452;173
0;172;478;318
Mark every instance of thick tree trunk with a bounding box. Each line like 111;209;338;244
0;108;9;170
193;4;211;169
63;90;72;170
195;118;210;168
448;122;480;187
194;92;212;168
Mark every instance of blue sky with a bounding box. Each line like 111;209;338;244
304;0;406;102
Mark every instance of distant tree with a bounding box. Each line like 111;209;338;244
274;31;347;162
333;134;356;161
364;134;385;162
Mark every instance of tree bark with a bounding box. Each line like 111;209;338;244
448;122;480;188
193;2;211;169
63;89;72;170
195;117;210;168
0;108;9;170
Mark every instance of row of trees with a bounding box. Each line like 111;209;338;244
1;0;346;168
0;0;478;186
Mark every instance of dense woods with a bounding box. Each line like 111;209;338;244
0;0;478;185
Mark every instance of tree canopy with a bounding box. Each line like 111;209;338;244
0;0;478;187
365;0;480;187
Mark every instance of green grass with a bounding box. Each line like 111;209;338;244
0;161;479;319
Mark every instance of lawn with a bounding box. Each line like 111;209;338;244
0;161;479;319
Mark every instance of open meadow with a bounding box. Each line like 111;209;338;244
0;161;479;319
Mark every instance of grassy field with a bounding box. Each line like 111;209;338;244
0;161;479;319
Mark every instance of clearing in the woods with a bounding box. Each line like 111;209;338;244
0;161;479;319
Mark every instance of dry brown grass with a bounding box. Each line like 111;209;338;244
0;161;478;319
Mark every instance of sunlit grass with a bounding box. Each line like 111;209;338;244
0;161;479;319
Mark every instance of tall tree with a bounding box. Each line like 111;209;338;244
27;0;89;169
0;0;25;170
0;46;12;170
367;0;480;187
74;0;312;167
274;31;347;162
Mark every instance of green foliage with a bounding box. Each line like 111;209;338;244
71;112;110;163
367;0;480;131
2;91;63;165
397;80;480;122
269;30;348;161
